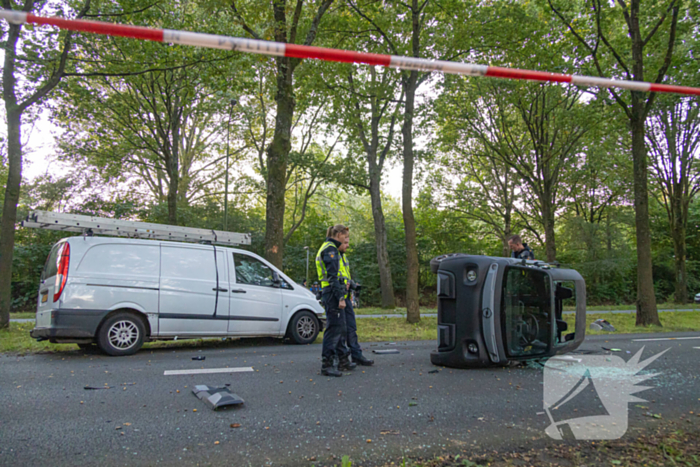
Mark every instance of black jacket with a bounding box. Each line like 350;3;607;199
320;237;346;300
511;243;535;260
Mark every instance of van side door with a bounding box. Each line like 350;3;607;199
227;252;282;336
159;245;229;336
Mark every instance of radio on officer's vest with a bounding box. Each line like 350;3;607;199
430;254;586;369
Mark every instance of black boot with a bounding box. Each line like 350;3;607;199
338;356;357;371
353;355;374;366
321;357;342;377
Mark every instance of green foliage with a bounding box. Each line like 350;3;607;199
7;0;700;312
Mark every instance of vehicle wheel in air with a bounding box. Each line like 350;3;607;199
96;312;145;356
289;311;320;345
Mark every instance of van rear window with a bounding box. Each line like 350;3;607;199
42;242;64;280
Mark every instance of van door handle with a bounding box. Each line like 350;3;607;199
212;287;228;292
230;289;247;293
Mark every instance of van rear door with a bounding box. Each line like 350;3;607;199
35;241;66;328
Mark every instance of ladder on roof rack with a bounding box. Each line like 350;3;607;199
21;210;252;246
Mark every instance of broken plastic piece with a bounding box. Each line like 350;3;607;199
192;385;244;410
602;347;622;352
590;319;616;332
192;356;206;361
84;386;112;390
372;349;400;354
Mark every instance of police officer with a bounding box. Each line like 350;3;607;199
316;225;353;377
508;234;535;260
338;234;374;366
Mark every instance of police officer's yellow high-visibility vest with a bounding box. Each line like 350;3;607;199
339;253;351;281
316;241;337;288
338;253;351;299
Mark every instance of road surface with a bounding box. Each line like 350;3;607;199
1;332;698;466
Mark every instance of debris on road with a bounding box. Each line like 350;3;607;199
372;349;400;354
590;319;616;331
192;385;244;410
428;369;439;374
230;423;241;428
192;356;206;361
84;386;112;390
602;347;622;352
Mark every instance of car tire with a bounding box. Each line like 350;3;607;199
96;312;146;356
289;311;320;345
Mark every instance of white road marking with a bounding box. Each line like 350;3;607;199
693;347;700;349
631;336;700;342
163;367;254;376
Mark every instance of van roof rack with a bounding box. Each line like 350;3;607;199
21;210;252;246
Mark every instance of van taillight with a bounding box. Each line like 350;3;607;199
54;243;70;302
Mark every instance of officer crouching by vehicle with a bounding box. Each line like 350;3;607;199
316;225;354;377
338;233;374;367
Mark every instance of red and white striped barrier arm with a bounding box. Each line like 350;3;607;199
2;9;699;97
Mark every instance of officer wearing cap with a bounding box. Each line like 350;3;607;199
316;225;353;377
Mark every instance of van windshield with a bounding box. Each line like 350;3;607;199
42;242;64;280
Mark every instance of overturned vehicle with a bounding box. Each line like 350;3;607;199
430;254;586;369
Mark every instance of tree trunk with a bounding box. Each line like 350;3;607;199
264;71;294;268
502;210;512;258
628;1;660;326
541;198;556;262
167;96;181;225
369;165;395;308
0;14;25;330
403;75;420;323
631;103;660;325
0;109;22;329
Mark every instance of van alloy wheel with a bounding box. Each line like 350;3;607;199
108;320;140;350
288;311;320;345
296;316;316;340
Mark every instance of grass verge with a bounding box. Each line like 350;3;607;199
567;311;700;336
9;312;35;320
2;312;698;354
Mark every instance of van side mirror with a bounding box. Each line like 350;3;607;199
271;271;282;288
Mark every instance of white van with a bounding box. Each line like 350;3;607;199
30;236;325;356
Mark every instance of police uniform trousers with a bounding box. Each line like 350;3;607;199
342;296;362;360
321;288;349;361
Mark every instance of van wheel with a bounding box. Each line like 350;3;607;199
97;312;145;356
289;311;320;345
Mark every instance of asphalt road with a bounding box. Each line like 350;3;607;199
1;332;699;466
